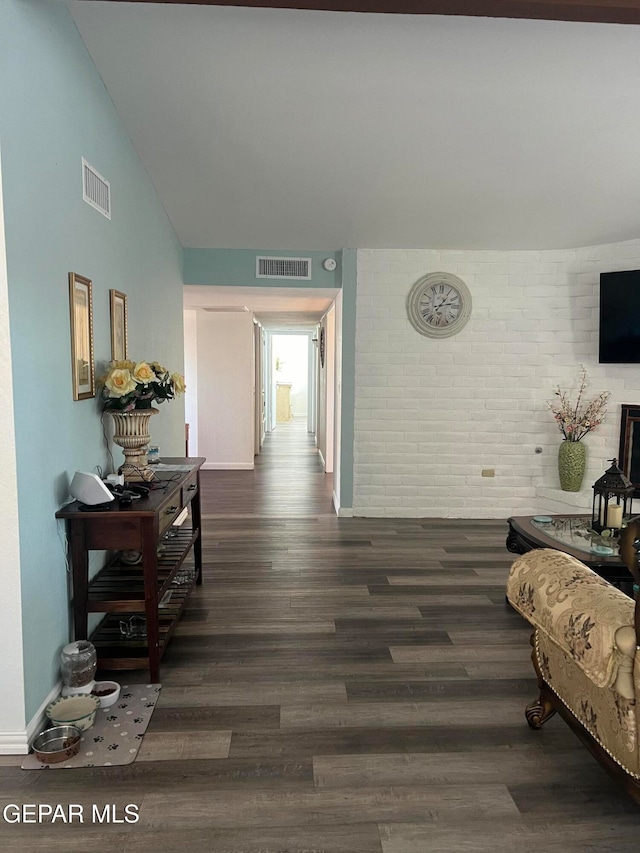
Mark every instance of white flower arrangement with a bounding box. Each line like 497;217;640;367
100;360;186;412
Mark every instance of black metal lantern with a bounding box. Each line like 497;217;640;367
591;458;634;534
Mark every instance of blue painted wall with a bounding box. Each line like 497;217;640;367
184;248;339;288
0;0;184;721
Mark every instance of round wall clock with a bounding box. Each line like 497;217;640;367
319;326;326;368
406;272;472;338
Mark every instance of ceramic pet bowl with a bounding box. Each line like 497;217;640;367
32;725;82;763
91;681;121;709
46;694;100;731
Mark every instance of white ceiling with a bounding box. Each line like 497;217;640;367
183;284;338;328
68;2;640;251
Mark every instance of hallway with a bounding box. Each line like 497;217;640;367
202;417;334;516
3;431;640;851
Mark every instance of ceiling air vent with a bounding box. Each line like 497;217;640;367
82;158;111;219
256;256;311;280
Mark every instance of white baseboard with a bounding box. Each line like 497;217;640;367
0;680;61;755
0;731;30;755
333;492;354;517
202;462;254;470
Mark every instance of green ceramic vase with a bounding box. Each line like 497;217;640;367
558;440;586;492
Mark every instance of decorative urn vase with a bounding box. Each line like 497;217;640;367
558;439;587;492
109;408;158;482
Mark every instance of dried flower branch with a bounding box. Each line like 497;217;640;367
548;368;609;442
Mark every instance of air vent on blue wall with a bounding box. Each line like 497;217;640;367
82;158;111;219
256;256;311;280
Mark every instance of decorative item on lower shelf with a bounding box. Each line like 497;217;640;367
159;589;173;608
119;614;147;639
119;546;166;564
119;549;143;565
171;567;196;586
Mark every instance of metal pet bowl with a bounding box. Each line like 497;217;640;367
33;725;82;764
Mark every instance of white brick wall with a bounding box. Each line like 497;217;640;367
353;240;640;517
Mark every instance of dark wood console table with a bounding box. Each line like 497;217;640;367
56;458;205;681
507;514;633;588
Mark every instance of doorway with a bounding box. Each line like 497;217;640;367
269;333;312;431
182;285;339;480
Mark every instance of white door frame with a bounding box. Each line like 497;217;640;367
324;306;335;472
253;320;262;455
308;334;317;435
266;330;315;433
0;143;28;752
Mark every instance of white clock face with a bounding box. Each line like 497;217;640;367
419;282;462;328
407;272;472;338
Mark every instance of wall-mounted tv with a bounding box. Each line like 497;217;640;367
599;269;640;363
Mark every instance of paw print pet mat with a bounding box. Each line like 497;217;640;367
22;684;161;769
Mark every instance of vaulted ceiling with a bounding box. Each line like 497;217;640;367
68;1;640;250
82;1;640;26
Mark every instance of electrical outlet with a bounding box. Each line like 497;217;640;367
481;468;495;478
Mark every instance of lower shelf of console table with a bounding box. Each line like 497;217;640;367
90;577;197;670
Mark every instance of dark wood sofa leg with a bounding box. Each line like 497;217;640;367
525;690;556;729
525;630;556;729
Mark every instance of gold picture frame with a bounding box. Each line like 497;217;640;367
109;289;128;361
69;272;95;401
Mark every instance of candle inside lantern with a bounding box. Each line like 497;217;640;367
607;504;623;529
600;502;608;527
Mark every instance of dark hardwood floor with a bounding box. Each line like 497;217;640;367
3;418;640;850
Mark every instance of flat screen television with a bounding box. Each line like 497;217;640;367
599;269;640;363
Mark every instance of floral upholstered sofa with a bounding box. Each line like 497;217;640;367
507;537;640;801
